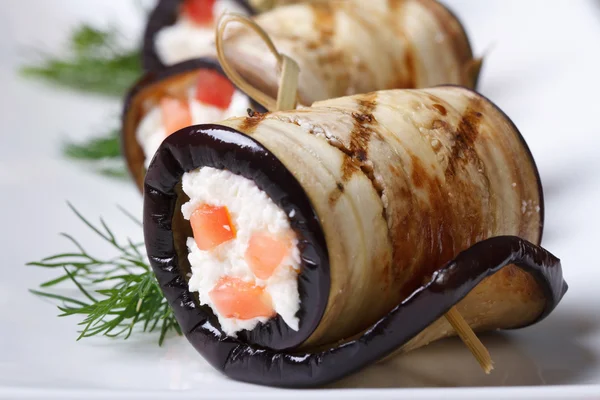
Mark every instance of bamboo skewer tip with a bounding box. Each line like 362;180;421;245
444;306;494;374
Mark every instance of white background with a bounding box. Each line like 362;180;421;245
0;0;599;398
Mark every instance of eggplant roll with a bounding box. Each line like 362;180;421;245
142;0;255;71
222;0;480;104
122;57;265;191
144;0;481;94
144;86;567;387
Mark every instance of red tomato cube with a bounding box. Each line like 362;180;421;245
190;204;236;250
182;0;216;26
195;69;236;110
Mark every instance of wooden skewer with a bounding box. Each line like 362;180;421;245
215;12;494;375
445;306;494;373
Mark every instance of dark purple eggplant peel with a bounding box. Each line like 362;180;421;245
121;57;265;192
142;0;255;71
143;86;567;387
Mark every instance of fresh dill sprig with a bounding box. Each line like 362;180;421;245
62;127;130;177
20;22;141;167
20;24;141;97
63;128;121;160
28;203;181;345
96;163;129;179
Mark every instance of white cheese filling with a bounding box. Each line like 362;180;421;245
181;167;301;336
155;0;250;66
136;88;250;168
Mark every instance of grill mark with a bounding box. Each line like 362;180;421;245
308;3;354;96
381;258;392;288
387;0;417;88
239;110;268;133
387;0;404;12
438;98;489;247
396;152;457;299
331;93;398;296
411;154;456;266
402;44;417;89
410;155;428;188
323;93;381;206
445;107;483;178
389;187;415;286
310;3;335;43
341;95;377;182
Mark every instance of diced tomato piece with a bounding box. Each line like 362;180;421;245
160;97;192;136
195;69;235;110
190;204;236;250
245;232;290;280
209;277;275;319
182;0;216;26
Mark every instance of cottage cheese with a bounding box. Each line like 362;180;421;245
181;167;301;336
136;88;250;168
155;0;250;65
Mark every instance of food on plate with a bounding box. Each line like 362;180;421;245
143;0;482;97
122;57;265;191
143;86;567;387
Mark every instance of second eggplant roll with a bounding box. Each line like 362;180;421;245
144;0;481;92
122;57;264;191
143;86;567;387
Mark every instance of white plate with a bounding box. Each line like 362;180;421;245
1;0;600;398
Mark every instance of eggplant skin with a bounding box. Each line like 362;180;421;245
143;124;567;388
142;0;255;71
121;57;267;192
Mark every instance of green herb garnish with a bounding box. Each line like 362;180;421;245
28;204;181;345
95;164;129;179
20;22;143;170
63;128;121;160
61;127;128;178
21;24;141;97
